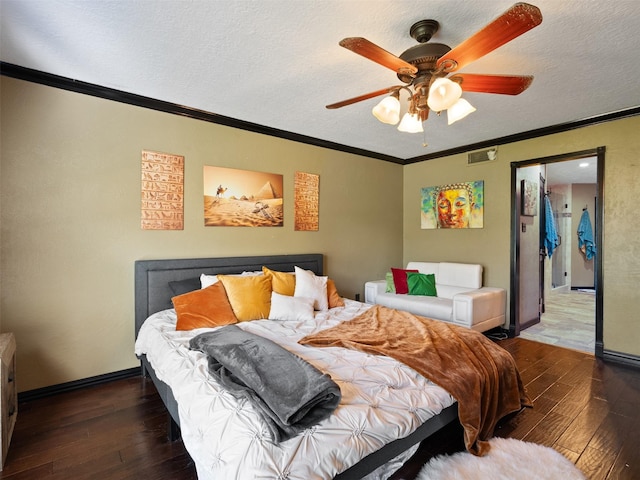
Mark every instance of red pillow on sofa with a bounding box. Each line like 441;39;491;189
390;268;419;295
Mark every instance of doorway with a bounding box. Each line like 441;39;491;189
510;147;604;357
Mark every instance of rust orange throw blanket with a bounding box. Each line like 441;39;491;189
299;305;531;456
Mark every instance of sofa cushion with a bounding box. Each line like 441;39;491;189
436;262;482;289
405;262;440;276
406;262;482;289
375;292;453;322
436;284;477;300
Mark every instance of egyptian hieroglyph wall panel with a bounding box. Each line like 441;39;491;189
141;150;184;230
294;171;319;231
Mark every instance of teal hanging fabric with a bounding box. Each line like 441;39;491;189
543;195;559;258
577;209;596;260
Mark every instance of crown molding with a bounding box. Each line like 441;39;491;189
3;62;638;165
405;106;640;164
0;62;404;165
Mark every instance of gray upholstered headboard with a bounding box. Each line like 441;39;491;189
134;254;323;339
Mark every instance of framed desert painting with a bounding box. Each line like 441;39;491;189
203;166;283;226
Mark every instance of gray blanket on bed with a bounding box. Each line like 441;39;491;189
189;325;341;443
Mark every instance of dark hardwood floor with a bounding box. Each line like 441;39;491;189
2;338;639;479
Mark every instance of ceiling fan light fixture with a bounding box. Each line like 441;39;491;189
447;98;476;125
427;77;462;112
372;93;400;125
397;112;423;133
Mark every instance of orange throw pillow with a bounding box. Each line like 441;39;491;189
327;279;345;308
173;282;237;331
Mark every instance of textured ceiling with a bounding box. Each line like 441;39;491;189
2;0;640;162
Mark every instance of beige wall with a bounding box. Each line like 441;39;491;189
403;116;640;357
0;77;403;391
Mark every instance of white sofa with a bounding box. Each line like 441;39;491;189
364;262;506;332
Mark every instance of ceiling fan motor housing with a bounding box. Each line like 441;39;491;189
397;43;451;83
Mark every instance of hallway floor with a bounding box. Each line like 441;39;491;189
520;289;595;354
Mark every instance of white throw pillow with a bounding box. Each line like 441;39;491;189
294;266;328;311
200;273;219;288
200;271;262;289
241;270;264;276
269;292;315;321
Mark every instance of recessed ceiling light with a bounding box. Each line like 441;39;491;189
579;162;589;168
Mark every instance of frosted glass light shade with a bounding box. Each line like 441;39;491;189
427;77;462;112
397;112;423;133
372;95;400;125
447;98;476;125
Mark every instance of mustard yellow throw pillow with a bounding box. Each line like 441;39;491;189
217;274;272;321
262;266;296;296
172;282;237;331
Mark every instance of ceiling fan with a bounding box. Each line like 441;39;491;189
326;3;543;133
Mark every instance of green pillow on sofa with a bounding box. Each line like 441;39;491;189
406;272;437;297
385;272;396;293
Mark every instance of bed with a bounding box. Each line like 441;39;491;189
134;254;524;479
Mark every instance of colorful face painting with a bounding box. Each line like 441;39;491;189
421;181;484;229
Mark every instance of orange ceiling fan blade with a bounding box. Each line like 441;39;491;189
451;73;534;95
436;3;542;72
326;87;396;109
339;37;418;76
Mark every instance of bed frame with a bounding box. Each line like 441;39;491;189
134;254;457;480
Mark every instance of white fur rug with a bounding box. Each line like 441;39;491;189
416;437;586;480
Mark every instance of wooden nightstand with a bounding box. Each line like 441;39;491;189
0;333;16;470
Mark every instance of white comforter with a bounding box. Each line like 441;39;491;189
134;299;455;480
